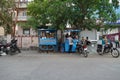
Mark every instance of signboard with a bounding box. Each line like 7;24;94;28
39;38;56;45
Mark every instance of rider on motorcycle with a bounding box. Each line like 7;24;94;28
100;36;112;53
97;36;108;51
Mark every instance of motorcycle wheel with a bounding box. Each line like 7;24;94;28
83;51;88;57
9;48;16;55
111;48;119;58
0;52;2;56
97;49;103;55
104;48;110;53
79;48;83;54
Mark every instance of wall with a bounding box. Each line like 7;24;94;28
16;36;38;49
15;26;37;36
80;29;97;40
0;27;4;36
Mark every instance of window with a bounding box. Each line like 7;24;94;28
23;29;30;35
23;11;27;16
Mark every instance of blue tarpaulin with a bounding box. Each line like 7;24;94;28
72;39;78;52
39;38;57;45
65;39;69;52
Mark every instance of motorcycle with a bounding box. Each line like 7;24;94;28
0;38;21;56
97;42;119;58
0;43;3;56
8;39;21;55
77;43;89;57
0;41;9;56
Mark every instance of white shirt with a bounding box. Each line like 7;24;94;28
68;37;73;45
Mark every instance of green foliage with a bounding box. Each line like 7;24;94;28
117;13;120;19
5;24;13;34
27;17;39;29
27;0;120;30
0;0;15;34
17;22;30;29
18;17;39;30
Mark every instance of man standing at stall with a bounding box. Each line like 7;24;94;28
72;36;78;52
68;35;73;53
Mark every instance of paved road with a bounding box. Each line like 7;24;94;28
0;50;120;80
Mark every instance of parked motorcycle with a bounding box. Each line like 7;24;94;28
0;43;3;56
8;39;21;55
97;42;119;58
0;40;8;56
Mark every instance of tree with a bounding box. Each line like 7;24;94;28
27;0;71;30
0;0;15;34
27;0;120;30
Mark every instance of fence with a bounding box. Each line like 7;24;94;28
15;35;38;49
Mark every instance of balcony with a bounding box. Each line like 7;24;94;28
15;0;28;3
18;16;27;21
13;16;28;21
19;4;27;8
15;3;27;8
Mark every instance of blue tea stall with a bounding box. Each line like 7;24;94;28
38;29;58;52
64;29;80;52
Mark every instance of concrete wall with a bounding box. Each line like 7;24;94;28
0;27;4;36
15;36;38;49
15;26;37;36
80;29;97;40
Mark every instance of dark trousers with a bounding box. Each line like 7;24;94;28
69;45;72;53
116;42;119;48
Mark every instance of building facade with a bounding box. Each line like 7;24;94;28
13;0;36;36
0;27;4;36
